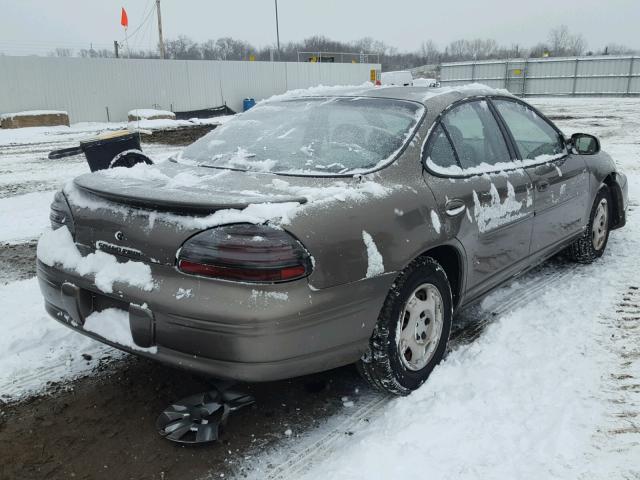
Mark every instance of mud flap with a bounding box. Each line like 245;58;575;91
129;304;155;348
60;282;92;326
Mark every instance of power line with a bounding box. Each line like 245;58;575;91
120;1;156;45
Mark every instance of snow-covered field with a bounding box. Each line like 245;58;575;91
0;95;638;478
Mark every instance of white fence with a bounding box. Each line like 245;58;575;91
0;57;380;123
440;55;640;96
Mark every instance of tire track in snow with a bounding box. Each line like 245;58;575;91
249;263;575;480
0;241;37;284
586;285;640;478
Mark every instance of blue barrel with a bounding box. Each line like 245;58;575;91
243;98;256;111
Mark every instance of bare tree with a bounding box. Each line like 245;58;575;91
34;31;633;69
602;43;636;55
165;36;201;60
209;37;253;60
48;47;73;57
529;42;551;58
548;25;586;56
420;40;439;64
79;48;113;58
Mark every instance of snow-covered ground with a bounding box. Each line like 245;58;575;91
0;95;638;478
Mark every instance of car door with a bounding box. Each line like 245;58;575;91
490;98;590;254
422;99;535;303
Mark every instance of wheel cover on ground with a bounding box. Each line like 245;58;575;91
397;283;444;371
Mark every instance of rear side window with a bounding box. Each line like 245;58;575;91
493;100;565;160
424;125;458;170
441;101;510;168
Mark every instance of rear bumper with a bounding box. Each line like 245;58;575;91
37;260;393;382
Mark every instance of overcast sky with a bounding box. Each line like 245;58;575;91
1;0;639;56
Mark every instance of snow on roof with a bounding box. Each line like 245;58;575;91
260;82;511;105
260;83;380;103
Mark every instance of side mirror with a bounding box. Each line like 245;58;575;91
570;133;600;155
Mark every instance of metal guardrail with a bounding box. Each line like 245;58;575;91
439;55;640;96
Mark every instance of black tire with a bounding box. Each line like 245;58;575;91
109;150;153;169
567;186;612;264
357;257;453;396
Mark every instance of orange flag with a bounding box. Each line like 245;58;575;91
120;7;129;28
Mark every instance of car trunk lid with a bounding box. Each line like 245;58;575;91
67;162;317;266
72;161;308;214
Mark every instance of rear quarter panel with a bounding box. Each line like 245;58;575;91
284;138;445;290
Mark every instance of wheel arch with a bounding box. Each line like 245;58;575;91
602;174;626;229
415;243;465;311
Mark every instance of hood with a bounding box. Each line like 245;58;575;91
72;161;314;214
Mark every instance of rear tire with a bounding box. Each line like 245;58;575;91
567;186;611;264
357;257;452;396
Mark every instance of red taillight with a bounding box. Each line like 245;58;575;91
177;224;312;283
178;260;307;282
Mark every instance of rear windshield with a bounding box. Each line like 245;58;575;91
177;97;424;175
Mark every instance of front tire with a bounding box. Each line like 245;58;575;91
358;257;452;396
567;186;611;263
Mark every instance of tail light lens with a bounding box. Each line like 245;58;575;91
177;224;313;283
50;191;75;235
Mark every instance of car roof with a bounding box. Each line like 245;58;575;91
360;85;513;105
266;83;515;108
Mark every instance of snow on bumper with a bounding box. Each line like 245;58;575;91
37;226;154;293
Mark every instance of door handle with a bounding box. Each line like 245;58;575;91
536;180;549;192
477;191;493;202
445;199;466;216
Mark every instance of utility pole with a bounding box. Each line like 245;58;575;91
156;0;166;59
274;0;281;58
114;40;119;58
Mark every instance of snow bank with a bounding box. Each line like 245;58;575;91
84;308;157;354
412;78;437;87
0;121;127;147
0;190;54;243
0;278;116;401
36;226;154;293
127;108;175;120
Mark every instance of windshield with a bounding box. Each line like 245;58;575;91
177;97;424;175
